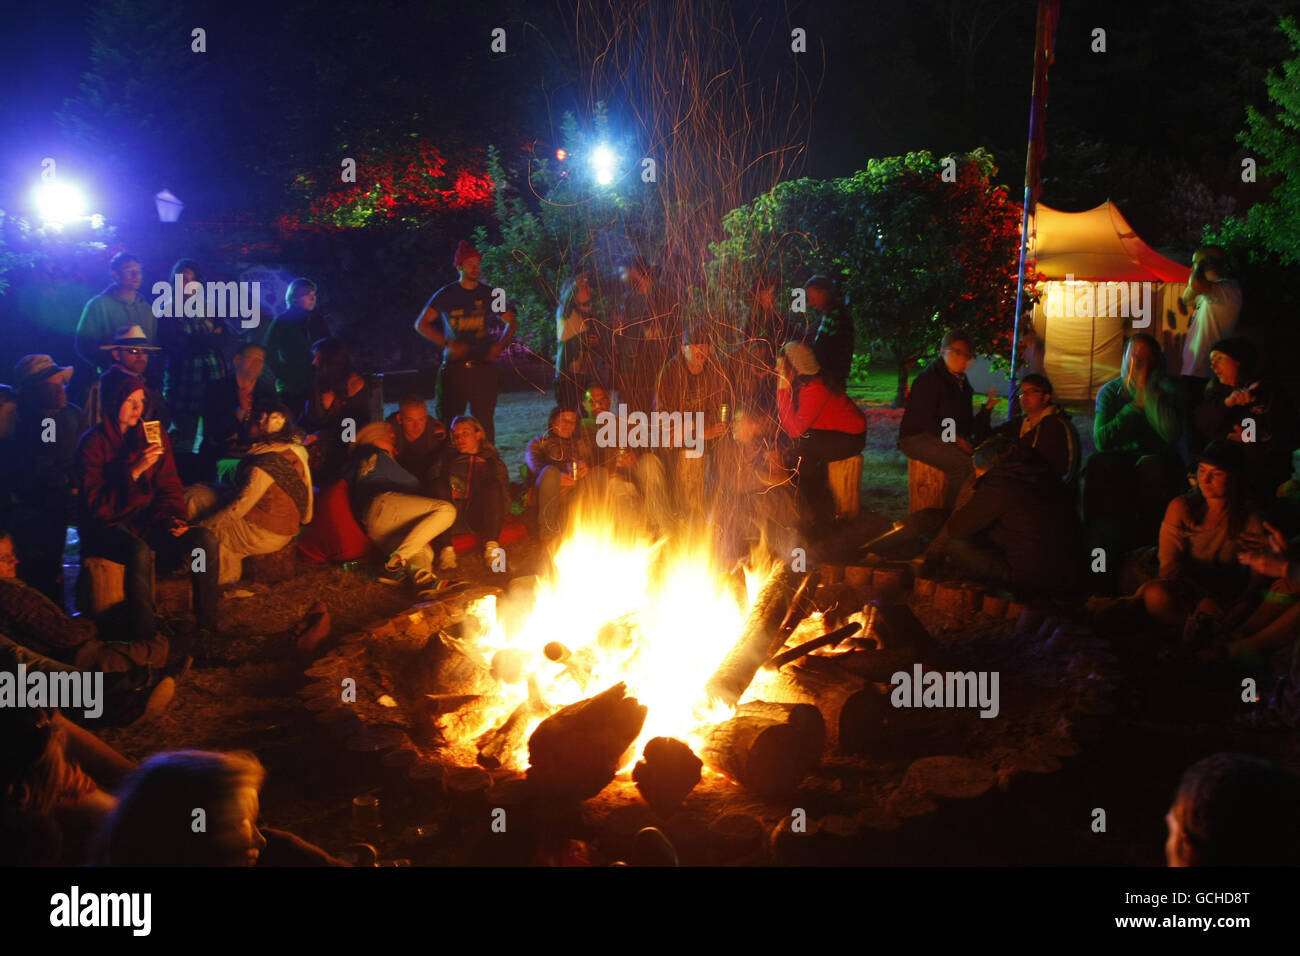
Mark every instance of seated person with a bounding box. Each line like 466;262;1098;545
77;367;220;645
1227;521;1300;665
714;409;799;561
996;373;1081;487
1130;440;1265;634
188;403;314;586
197;342;275;480
582;383;612;430
386;394;447;492
0;526;171;677
584;385;671;532
91;325;171;433
343;422;454;590
897;329;995;508
1085;333;1185;567
775;342;867;536
1194;337;1300;508
653;324;734;518
935;436;1084;598
301;337;372;486
97;749;345;866
431;416;510;569
1165;752;1300;866
526;405;603;540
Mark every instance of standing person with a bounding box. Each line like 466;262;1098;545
197;343;276;479
897;330;996;508
9;356;83;605
1085;333;1185;567
733;275;790;419
74;253;159;385
653;324;734;518
993;373;1081;488
413;241;518;445
1179;246;1242;452
554;274;609;408
77;368;220;646
94;325;169;432
614;256;676;416
804;275;854;391
300;338;372;486
774;343;867;536
158;259;229;455
262;278;330;418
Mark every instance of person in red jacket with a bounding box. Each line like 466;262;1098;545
77;367;220;645
775;342;866;535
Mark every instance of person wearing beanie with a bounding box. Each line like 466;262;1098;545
897;329;996;508
775;341;867;536
262;278;331;418
77;367;220;646
804;275;854;390
1193;337;1300;508
653;323;735;519
188;401;315;586
414;240;518;445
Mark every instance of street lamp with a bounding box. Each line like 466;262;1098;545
33;181;87;226
590;144;617;185
155;188;184;223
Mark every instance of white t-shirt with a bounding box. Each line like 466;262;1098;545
1181;279;1242;377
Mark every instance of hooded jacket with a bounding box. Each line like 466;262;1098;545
77;367;186;538
994;403;1081;486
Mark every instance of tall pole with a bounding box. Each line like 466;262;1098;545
1010;0;1059;390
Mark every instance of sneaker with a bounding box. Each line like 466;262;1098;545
484;541;502;566
377;554;407;586
409;566;437;589
438;546;458;571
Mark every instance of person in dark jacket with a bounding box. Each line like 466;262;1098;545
897;329;995;508
77;367;220;644
386;395;448;493
1084;333;1185;571
1194;337;1300;508
431;416;510;569
526;405;602;540
300;338;372;486
197;342;276;479
995;373;1081;487
9;355;83;605
158;258;230;454
775;342;867;536
804;275;854;390
343;422;454;590
262;278;330;415
936;436;1084;598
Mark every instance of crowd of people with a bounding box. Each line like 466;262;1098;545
3;237;1299;866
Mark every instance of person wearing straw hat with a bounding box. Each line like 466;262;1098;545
86;325;170;433
9;355;84;604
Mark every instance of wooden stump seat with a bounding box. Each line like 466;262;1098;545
907;458;948;513
827;454;863;521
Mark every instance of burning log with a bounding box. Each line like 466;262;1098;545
766;621;862;669
527;682;647;800
476;702;536;770
759;662;866;750
701;701;825;799
425;631;495;697
632;737;703;810
706;566;807;707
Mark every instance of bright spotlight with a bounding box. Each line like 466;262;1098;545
590;144;616;185
33;182;87;225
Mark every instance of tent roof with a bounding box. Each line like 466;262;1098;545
1030;201;1189;283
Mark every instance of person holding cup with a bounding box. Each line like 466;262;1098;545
526;405;602;542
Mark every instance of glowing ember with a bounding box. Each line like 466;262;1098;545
452;510;776;772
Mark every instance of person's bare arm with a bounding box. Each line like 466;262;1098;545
414;303;448;347
487;309;519;360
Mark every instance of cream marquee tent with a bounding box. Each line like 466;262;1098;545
1028;202;1189;402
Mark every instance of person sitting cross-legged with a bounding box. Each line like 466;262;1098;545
187;403;314;586
343;422;455;591
933;435;1084;599
77;367;220;647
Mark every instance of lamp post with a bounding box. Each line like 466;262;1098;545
154;188;184;223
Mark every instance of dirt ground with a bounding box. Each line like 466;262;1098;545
86;392;1300;865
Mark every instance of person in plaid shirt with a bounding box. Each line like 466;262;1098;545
159;259;230;455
